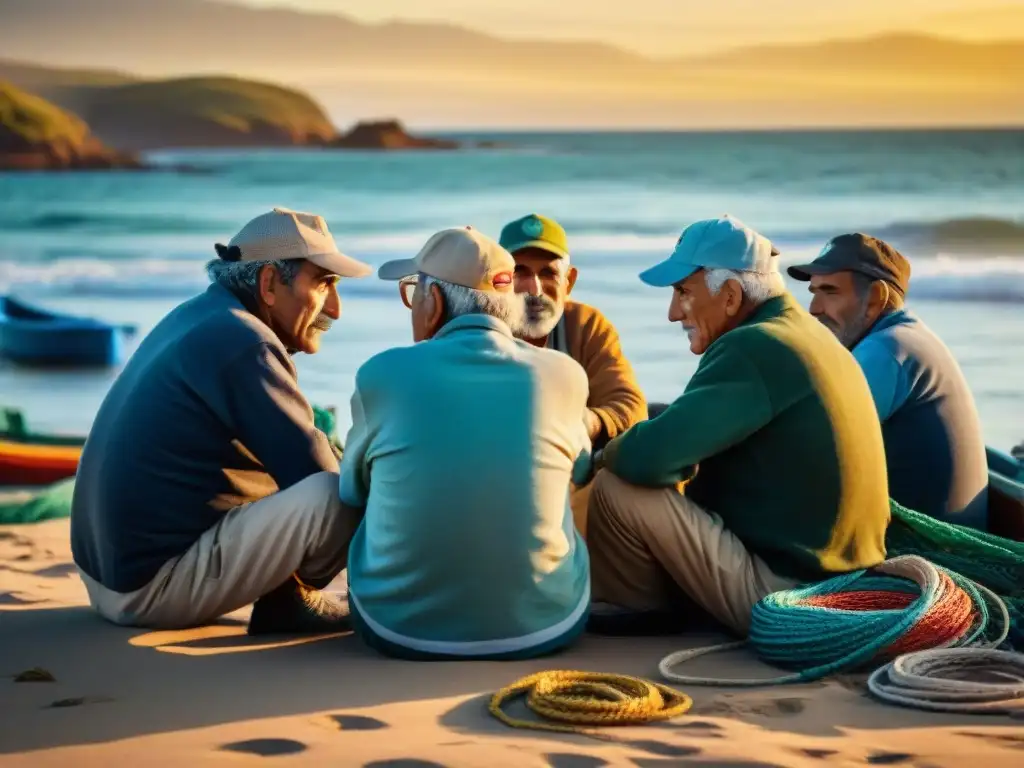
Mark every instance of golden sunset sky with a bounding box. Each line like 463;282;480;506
237;0;1024;55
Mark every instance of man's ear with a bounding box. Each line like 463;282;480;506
723;278;745;317
258;264;278;306
425;281;446;338
865;280;890;323
565;265;579;295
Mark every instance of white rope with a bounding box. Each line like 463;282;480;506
868;648;1024;714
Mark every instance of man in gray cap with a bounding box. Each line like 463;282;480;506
72;207;371;634
581;215;890;637
788;233;988;529
337;227;592;660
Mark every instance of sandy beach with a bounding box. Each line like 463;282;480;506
1;518;1021;767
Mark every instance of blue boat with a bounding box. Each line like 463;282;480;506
0;295;136;367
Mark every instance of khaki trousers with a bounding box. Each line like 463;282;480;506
570;482;593;538
80;472;358;629
587;470;794;635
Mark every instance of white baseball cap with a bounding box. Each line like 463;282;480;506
377;226;516;293
216;207;373;278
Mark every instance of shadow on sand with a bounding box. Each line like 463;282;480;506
1;604;1020;756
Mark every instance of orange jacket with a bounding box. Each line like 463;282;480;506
549;300;647;440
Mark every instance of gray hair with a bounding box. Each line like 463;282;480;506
419;273;525;332
705;267;786;304
205;258;304;298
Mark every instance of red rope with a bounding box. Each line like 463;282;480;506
797;571;976;660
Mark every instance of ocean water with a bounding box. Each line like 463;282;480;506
1;130;1022;450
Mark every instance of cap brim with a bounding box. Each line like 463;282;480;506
786;263;830;281
638;258;700;288
376;257;420;281
307;250;374;279
504;239;570;260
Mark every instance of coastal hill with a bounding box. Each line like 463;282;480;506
0;0;1022;128
75;77;337;151
0;81;140;170
0;62;454;153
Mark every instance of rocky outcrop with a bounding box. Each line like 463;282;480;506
0;81;141;171
331;119;458;150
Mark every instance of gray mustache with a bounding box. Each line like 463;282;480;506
525;296;556;313
311;314;333;332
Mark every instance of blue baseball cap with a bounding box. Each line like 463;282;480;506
639;215;779;288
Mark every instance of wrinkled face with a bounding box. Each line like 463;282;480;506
667;270;741;355
808;272;873;348
259;260;341;354
512;248;577;340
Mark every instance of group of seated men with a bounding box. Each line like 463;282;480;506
69;206;989;659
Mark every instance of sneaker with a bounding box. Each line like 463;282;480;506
247;578;351;636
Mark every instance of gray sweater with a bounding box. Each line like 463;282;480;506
71;284;339;593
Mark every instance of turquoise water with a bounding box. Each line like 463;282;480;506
1;130;1022;450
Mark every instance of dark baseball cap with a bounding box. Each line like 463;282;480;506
787;233;911;296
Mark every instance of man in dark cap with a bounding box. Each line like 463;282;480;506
788;233;988;529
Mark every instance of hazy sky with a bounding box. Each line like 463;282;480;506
235;0;1024;55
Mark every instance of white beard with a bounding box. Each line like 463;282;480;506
521;309;563;341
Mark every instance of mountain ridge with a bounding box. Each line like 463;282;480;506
1;0;1021;128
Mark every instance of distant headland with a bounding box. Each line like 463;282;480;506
0;62;486;171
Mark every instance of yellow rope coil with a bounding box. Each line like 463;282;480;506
488;670;693;737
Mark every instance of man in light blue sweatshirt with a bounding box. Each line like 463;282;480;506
789;233;988;529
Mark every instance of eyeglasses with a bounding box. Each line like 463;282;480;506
399;277;417;309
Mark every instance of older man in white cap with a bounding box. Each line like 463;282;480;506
72;207;371;634
581;215;891;638
337;226;593;660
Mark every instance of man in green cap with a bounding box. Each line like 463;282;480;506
499;213;648;536
499;213;647;446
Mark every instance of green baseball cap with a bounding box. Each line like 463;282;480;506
498;213;570;261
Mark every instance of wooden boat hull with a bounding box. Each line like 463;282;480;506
987;447;1024;542
0;295;134;367
0;439;82;486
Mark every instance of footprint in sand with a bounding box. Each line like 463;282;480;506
363;761;447;768
697;694;807;718
624;741;701;758
43;696;114;709
545;754;610;768
797;748;841;759
31;563;78;579
219;738;308;757
956;732;1024;751
633;761;785;768
670;720;725;738
318;713;389;731
865;753;915;765
0;592;46;606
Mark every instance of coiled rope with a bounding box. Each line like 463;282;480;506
488;551;1021;733
659;555;1011;687
868;648;1024;714
488;670;692;737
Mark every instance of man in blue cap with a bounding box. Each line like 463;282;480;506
580;215;891;636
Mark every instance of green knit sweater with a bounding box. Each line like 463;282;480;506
603;293;890;580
